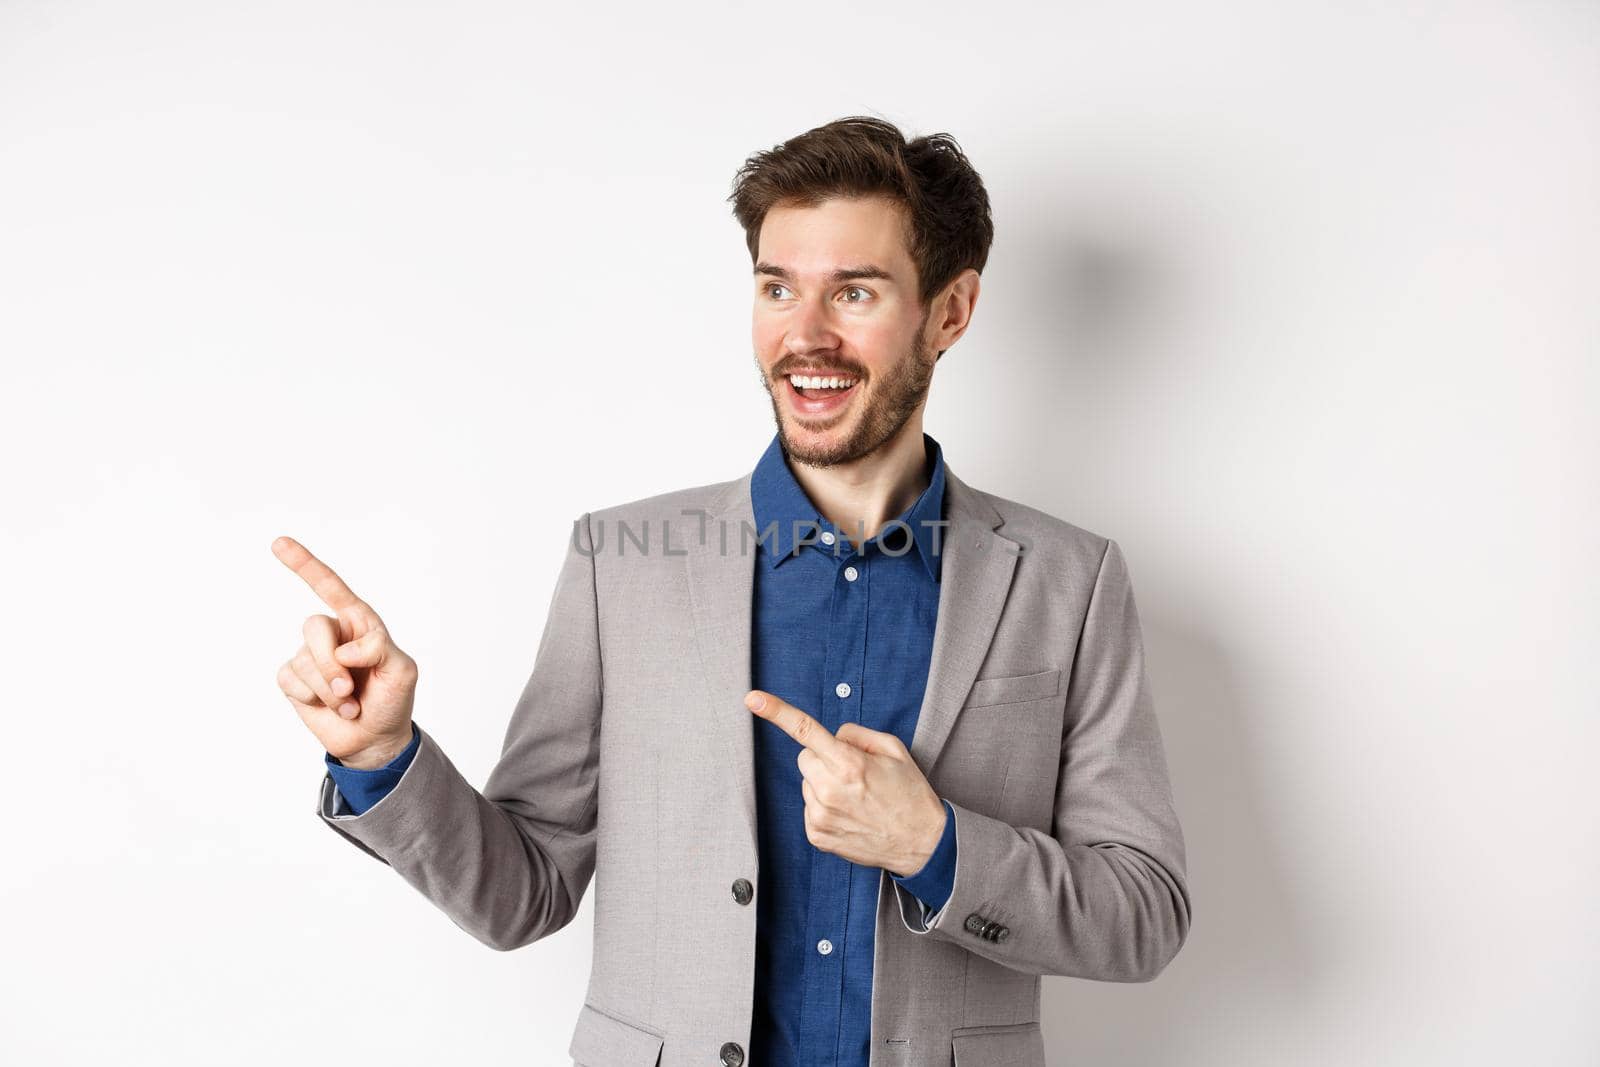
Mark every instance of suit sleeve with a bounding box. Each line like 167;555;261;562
890;538;1192;981
314;512;605;952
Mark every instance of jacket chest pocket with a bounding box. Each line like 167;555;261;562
568;1002;663;1066
951;1020;1046;1066
962;668;1060;710
941;669;1065;806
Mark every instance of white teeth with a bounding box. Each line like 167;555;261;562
789;374;856;389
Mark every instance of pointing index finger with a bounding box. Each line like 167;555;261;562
746;690;847;765
271;535;377;622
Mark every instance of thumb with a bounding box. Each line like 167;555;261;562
334;627;389;669
836;721;902;756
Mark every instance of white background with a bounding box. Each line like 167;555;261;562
1;1;1595;1063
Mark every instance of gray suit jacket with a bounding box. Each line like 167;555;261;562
317;462;1191;1067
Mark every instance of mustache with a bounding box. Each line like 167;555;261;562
772;362;867;379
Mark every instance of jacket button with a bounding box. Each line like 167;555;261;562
981;920;999;941
964;913;987;935
731;878;753;905
994;925;1011;943
720;1040;745;1066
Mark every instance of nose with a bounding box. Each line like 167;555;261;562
783;293;842;357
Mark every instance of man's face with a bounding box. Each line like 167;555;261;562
751;194;936;468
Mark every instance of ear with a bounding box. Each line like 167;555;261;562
929;268;981;354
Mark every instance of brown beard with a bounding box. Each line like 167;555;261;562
757;303;935;469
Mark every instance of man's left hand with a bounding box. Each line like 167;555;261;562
745;688;947;877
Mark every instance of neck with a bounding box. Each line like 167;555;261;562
787;415;930;550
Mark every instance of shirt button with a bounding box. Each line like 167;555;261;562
720;1041;746;1066
820;530;836;545
817;938;834;956
731;878;753;905
844;565;858;582
835;681;851;699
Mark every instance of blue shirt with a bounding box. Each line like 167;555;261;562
746;430;956;1066
324;431;959;1066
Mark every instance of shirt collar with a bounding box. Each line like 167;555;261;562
748;430;948;581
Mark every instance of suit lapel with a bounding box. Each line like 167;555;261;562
683;461;1019;853
908;465;1019;773
685;473;760;850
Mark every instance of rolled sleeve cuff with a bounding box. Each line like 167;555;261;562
890;798;958;914
323;723;421;816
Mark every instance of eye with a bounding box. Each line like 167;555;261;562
763;282;792;300
840;285;872;303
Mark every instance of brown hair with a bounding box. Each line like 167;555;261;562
727;116;994;310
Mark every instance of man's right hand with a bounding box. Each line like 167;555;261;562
271;535;418;770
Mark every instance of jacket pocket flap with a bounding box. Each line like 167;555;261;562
963;669;1060;709
951;1020;1044;1066
568;1002;664;1066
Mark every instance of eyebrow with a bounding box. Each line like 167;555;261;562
754;262;896;285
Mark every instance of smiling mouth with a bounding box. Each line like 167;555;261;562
782;371;860;420
784;371;859;399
